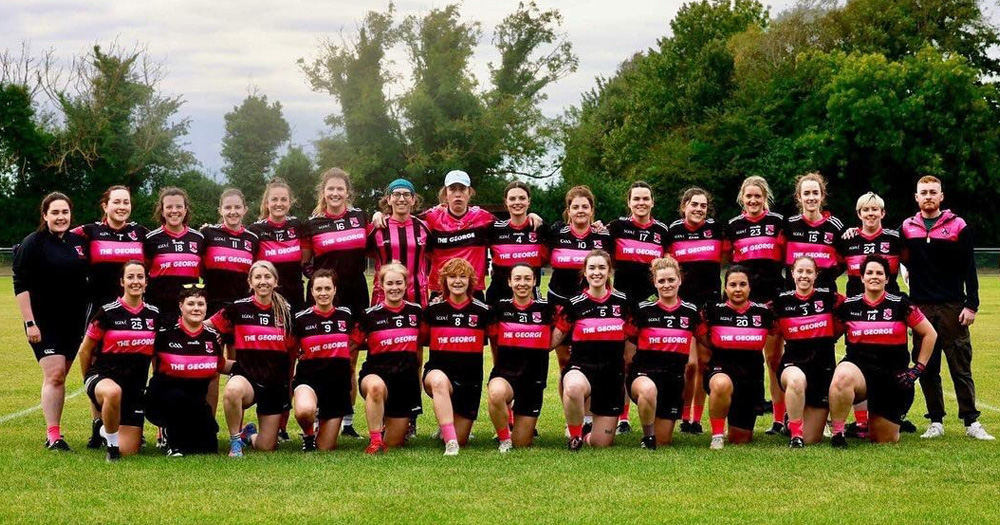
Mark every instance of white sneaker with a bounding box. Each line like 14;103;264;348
709;435;724;450
921;422;945;438
443;439;460;456
966;422;995;441
498;439;513;453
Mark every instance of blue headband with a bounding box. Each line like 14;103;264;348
386;179;415;193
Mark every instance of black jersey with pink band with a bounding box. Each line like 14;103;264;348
304;208;369;289
152;322;224;381
209;297;293;386
554;289;630;368
629;299;700;369
838;228;902;297
702;301;774;354
608;216;669;305
352;301;424;358
546;222;612;301
85;299;159;381
666;218;725;306
367;216;431;307
783;213;845;290
200;224;258;307
72;221;148;308
836;292;925;370
487;219;548;300
249;217;305;307
423;206;495;293
424;298;491;366
144;227;205;313
488;298;553;376
773;288;843;358
726;212;786;290
293;306;354;375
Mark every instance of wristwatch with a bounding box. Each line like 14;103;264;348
24;320;35;329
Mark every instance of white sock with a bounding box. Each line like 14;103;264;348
583;415;593;425
101;426;120;447
343;414;353;426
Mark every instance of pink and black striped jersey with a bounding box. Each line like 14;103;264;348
85;299;159;381
838;228;902;297
200;224;258;306
209;296;294;386
773;288;843;357
152;322;224;381
72;221;148;306
837;292;925;370
554;289;629;367
423;206;495;293
702;301;774;353
367;216;431;306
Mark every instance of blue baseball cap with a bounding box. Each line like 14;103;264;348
386;178;415;193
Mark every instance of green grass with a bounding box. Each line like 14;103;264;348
1;275;998;524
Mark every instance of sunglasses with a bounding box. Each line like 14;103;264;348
182;283;206;289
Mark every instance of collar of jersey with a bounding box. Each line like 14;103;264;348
179;319;204;337
861;292;887;307
585;288;613;303
858;227;884;240
656;298;681;312
725;300;752;314
117;297;146;315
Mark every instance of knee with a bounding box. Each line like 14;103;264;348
830;373;853;394
103;383;123;404
637;384;657;403
710;376;732;396
368;383;386;403
45;369;67;387
786;375;805;394
294;401;315;420
564;380;585;400
487;383;507;406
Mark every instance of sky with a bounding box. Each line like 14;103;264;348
2;0;842;177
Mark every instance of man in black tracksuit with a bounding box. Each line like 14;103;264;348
900;176;993;440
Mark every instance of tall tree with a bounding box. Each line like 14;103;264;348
220;91;291;204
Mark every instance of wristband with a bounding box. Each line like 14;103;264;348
24;320;35;329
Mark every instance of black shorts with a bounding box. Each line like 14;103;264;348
293;360;353;420
748;273;782;306
704;353;764;431
628;357;686;420
842;356;914;426
489;370;547;418
359;355;423;419
424;355;483;421
780;350;835;409
232;373;291;417
563;361;625;417
85;372;146;427
30;334;82;362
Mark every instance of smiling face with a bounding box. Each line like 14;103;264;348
505;188;530;219
798;180;823;215
792;258;817;293
44;199;72;234
180;295;207;326
654;267;680;302
584;254;610;290
324;176;349;214
446;273;471;300
103;189;132;226
725;271;750;305
267;186;291;221
161;195;187;228
120;263;147;300
446;184;471;215
569;196;593;229
915;181;943;215
381;270;407;305
862;261;887;294
628;187;653;221
389;188;415;217
742;185;766;217
219;194;246;229
249;266;277;299
508;265;536;301
683;193;708;225
311;276;336;309
857;202;885;231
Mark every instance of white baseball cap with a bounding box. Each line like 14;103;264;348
443;170;472;187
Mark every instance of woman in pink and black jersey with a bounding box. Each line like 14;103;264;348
249;178;306;314
773;257;844;447
201;188;258;316
208;261;295;457
666;187;725;435
291;269;357;452
354;262;425;454
783;172;845;292
839;192;904;297
78;261;160;461
696;265;775;450
828;255;936;446
552;250;630;451
626;256;701;449
368;179;431;307
422;258;492;456
72;185;148;319
486;181;549;303
144;187;205;321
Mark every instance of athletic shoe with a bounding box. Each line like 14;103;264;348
640;435;656;450
616;420;632;435
406;419;417;440
920;422;945;439
228;440;243;458
155;431;167;450
831;433;848;449
709;435;724;450
498;439;513;453
966;422;995;441
679;421;693;434
568;436;584;451
899;419;917;433
166;448;184;458
582;421;593;437
87;419;105;449
365;441;387;455
689;422;704;435
845;422;868;439
106;445;121;462
443;439;460;456
277;428;291;443
240;423;258;446
823;421;833;438
302;434;317;452
788;436;805;449
46;438;71;452
765;422;787;436
341;424;361;439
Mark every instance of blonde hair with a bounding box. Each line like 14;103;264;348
650;256;682;282
377;261;410;288
259;178;297;220
794;172;827;212
248;260;290;334
438;258;478;296
737;176;774;211
314;168;353;216
218;188;246;224
563;185;595;223
917;175;942;187
855;191;885;213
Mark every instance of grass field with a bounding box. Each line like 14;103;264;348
1;274;998;524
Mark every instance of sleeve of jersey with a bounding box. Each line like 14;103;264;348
349;324;367;346
299;222;313;252
85;317;105;341
554;309;573;334
11;234;37;295
624;318;638;343
209;307;233;334
960;226;979;311
906;302;927;328
70;225;87;238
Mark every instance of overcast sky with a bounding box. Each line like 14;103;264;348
1;0;871;177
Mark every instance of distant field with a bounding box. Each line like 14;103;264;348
0;274;998;524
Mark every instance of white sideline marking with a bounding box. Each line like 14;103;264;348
0;387;85;424
944;392;1000;413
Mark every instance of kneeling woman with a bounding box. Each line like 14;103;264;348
354;262;424;454
697;265;774;450
627;256;701;449
292;269;357;452
486;263;553;452
552;249;629;450
78;261;160;460
773;256;843;447
829;255;935;446
146;286;231;456
423;258;491;456
208;261;294;457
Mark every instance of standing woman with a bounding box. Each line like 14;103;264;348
353;262;425;454
552;250;630;450
772;257;844;447
13;192;89;451
666;187;725;434
422;258;492;456
250;178;306;313
486;181;549;303
201;188;258;316
783;172;845;291
209;261;295;457
697;265;775;450
78;261;159;461
145;187;205;321
725;176;787;434
627;257;701;449
368;178;431;307
291;269;357;452
839;192;903;297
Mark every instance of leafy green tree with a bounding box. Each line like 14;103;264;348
220;91;291;207
273;145;316;218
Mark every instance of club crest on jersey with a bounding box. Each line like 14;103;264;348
883;308;893;320
814;300;824;312
409;315;418;327
880;242;890;253
680;317;690;329
704;229;713;238
593;240;603;249
612;305;621;316
824;232;834;243
528;232;537;243
288;228;297;239
468;314;478;327
189;242;199;253
338;320;347;331
205;341;214;353
244;240;253;251
752;315;762;327
653;233;662;244
74;245;85;257
128;231;138;241
145;318;156;330
532;311;542;323
765;225;775;236
349;217;360;228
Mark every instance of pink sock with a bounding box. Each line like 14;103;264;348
788;419;804;439
710;418;726;436
693;404;705;422
47;425;61;443
497;426;511;441
568;424;583;438
773;402;786;424
440;423;458;443
620;403;631;421
508;408;515;427
369;430;383;445
682;404;692;422
832;420;846;435
854;410;869;426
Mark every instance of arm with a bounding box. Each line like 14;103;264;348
959;226;979;323
15;292;41;343
911;319;937;367
78;337;98;379
550;328;568;349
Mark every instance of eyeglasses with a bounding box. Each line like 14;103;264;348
182;283;206;289
390;191;413;200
